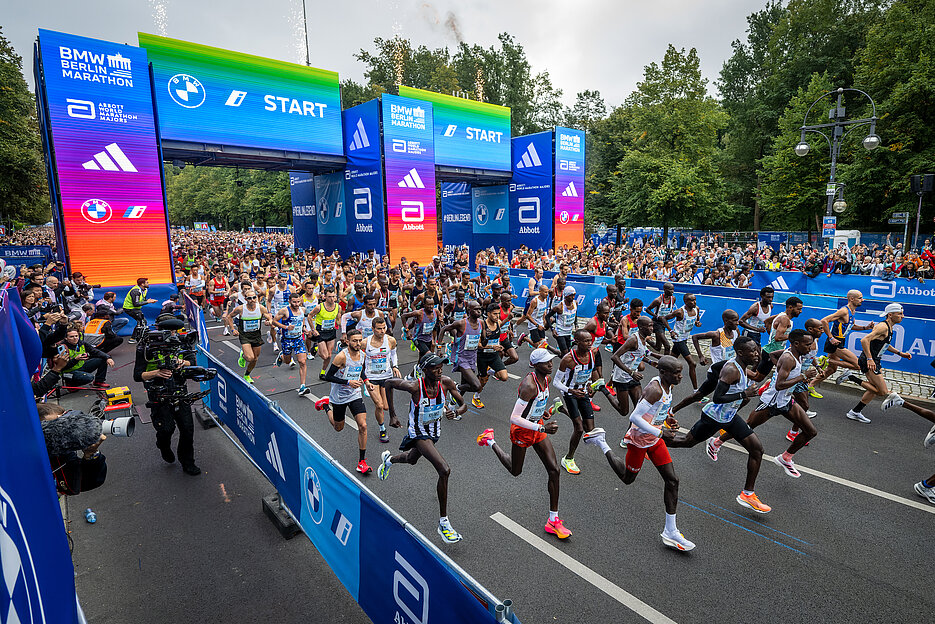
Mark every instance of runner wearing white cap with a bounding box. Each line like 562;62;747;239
846;303;912;422
544;285;578;356
476;348;571;539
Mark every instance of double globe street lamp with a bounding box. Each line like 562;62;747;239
794;87;881;216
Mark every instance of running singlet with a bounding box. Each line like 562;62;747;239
328;349;364;404
566;350;594;393
702;358;748;423
270;287;289;312
455;318;482;367
316;303;339;331
625;377;673;448
829;310;856;343
763;313;790;354
672;306;698;342
590;316;606;349
612;332;647;383
283;307;305;339
451;303;467;322
416;311;436;342
555;302;577;337
407;378;445;439
523;373;551;422
364;334;393;379
657;295;677;320
749;301;771;332
239;305;263;333
866;322;893;363
760;349;802;408
356;310;379;338
709;328;737;363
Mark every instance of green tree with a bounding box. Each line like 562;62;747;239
0;27;49;225
566;90;606;134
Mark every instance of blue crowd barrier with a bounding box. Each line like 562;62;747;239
0;245;54;275
751;270;935;308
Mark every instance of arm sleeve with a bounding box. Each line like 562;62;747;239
628;399;662;438
552;368;570;394
712;380;744;404
323;363;347;385
390;347;398;367
510;398;541;431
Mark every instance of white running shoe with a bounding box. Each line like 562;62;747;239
914;481;935;504
846;409;871;424
582;427;606;447
273;343;281;353
880;392;904;412
705;437;720;461
437;519;463;543
773;454;801;478
660;529;696;552
378;450;392;481
289;360;296;369
805;410;817;418
223;327;231;336
924;425;935;450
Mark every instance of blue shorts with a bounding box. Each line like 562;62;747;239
281;336;307;355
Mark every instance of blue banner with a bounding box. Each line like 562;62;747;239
509;132;553;253
0;288;79;624
441;182;472;265
0;245;54;274
757;231;787;250
290;172;318;251
473;185;510;257
184;293;210;352
342;100;386;257
316;172;346;253
749;271;809;294
750;271;935;308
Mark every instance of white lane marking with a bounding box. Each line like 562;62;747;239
490;512;677;624
206;324;226;331
302;392;359;430
222;340;242;353
507;373;521;380
712;437;935;516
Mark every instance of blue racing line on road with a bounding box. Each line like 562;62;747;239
680;500;809;556
702;501;813;545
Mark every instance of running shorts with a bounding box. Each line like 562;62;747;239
858;353;881;375
478;351;506;376
672;340;692;359
399;433;439;451
510;420;547;448
563;394;594;421
238;330;263;347
688;413;754;442
331;398;366;422
624;437;672;473
281;336;307;355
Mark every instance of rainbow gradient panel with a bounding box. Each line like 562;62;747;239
38;29;173;286
139;33;343;155
554;126;585;250
398;86;510;171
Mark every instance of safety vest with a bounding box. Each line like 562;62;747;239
85;319;108;335
124;286;147;310
64;343;88;372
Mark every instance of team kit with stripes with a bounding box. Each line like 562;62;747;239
207;260;935;550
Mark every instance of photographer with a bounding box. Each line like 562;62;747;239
37;404;108;496
84;306;124;353
132;319;201;476
57;326;116;389
62;271;98;318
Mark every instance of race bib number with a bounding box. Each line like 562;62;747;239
243;318;260;332
368;355;389;374
420;400;443;424
322;318;336;330
465;334;480;350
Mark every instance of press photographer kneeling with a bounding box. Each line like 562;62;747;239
133;315;216;476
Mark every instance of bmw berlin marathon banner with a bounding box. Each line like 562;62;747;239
138;33;343;156
382;94;437;264
553;127;585;250
342;100;386;256
509;132;553;253
37;29;173;287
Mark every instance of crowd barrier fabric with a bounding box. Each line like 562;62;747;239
473;185;511;257
342;100;387;257
315;171;347;256
196;346;518;623
0;288;80;623
751;271;935;307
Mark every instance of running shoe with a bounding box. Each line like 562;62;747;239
223;327;231;336
757;380;770;396
924;425;935;450
362;384;370;398
546;399;564;417
590;400;602;413
275;353;283;367
705;437;720;461
378;450;392;480
698;396;711;404
244;374;254;384
129;338;137;344
835;370;851;385
437;519;463;544
806;410;817;418
517;332;527;347
736;491;771;514
298;384;310;396
273;343;281;353
92;381;110;389
816;355;829;367
914;481;935;504
582;427;606;448
660;530;696;552
786;429;799;442
808;387;823;399
544;517;572;539
410;341;418;352
379;429;389;443
607;385;617;397
444;342;452;360
846;409;871;424
472;395;485;409
289;360;296;369
619;438;628;448
476;428;495;446
238;350;246;368
319;371;326;381
880;392;904;412
357;459;372;474
314;397;330;411
560;456;580;475
589;379;606;393
773;454;801;478
266;331;273;344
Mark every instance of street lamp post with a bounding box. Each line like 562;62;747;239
794;87;881;217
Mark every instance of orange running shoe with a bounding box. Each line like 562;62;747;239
544;516;572;539
736;491;771;514
476;429;494;447
356;459;372;474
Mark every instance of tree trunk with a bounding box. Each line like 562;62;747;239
753;173;761;231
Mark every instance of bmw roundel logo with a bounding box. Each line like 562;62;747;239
168;74;206;109
476;203;488;225
560;210;570;224
318;197;330;224
81;199;112;224
0;485;45;624
304;466;324;525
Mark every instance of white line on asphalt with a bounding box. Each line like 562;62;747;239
222;340;241;353
302;392;358;430
490;512;677;624
507;373;521;380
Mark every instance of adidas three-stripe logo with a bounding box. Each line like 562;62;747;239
347;118;370;151
770;276;790;291
82;143;137;172
266;432;286;480
398;168;425;188
515;142;542;168
561;181;578;197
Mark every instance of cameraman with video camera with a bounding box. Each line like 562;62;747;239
133;314;214;476
37;403;108;496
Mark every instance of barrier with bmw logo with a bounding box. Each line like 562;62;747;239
751;271;935;307
196;344;520;623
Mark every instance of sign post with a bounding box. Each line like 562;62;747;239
822;216;836;239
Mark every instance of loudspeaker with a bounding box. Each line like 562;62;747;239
911;174;935;193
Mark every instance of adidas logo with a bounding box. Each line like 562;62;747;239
348;118;370;151
561;181;578;197
770;276;790;291
398;168;425;189
515;142;542;169
82;143;137;172
692;271;704;285
265;432;286;480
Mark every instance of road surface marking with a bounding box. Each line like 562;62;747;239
302;392;358;430
490;512;677;624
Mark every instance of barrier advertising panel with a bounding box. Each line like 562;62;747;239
441;182;472;264
315;172;346;255
473;184;510;255
37;29;173;287
382;95;437;264
342;100;386;257
510;132;553;253
398;86;510;171
139;33;343;155
289;171;318;251
553;127;585;250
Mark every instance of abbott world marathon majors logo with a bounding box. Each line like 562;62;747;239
1;486;47;624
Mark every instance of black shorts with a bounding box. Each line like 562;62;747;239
652;318;666;332
368;378;390;387
823;340;839;354
613;379;641;392
331;398;366;422
529;327;545;343
594;349;603;369
238;331;263;347
399;433;439;452
500;339;515;352
478;351;505;376
672;340;691;359
858;353;881;375
688;413;754;442
555;334;572;353
754;401;793;418
757;349;778;376
563;394;594;421
315;328;337;343
415;339;432;357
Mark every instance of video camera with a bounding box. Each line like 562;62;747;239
140;317;216;406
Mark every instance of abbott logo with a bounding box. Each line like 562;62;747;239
443;124;458;137
870;279;896;299
66;98;95;119
353;187;372;219
217;376;227;414
401;201;424;231
394;552;429;624
518;197;540;223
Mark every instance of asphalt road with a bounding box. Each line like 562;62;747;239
66;321;935;624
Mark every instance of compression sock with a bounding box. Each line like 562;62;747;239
359;448;366;461
549;510;559;522
781;451;794;462
853;401;868;413
665;513;678;534
379;423;386;432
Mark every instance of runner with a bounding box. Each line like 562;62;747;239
206;266;229;323
223;288;273;384
665;336;772;513
545;285;578;355
878;395;935;504
271;292;310;395
474;303;511;409
787;319;826;435
378;353;468;544
519;283;552;349
609;316;658;446
498;292;520;367
617;298;643;343
847;303;912;423
476;348;571;539
738;286;774;342
582;301;612;390
402;297;439;358
341;293;383;342
441;300;483;403
308;287;341;381
664;293;703;389
363;316;400;444
314;329;373;474
819;290;875;386
583;356;695;551
266;274;291;353
554;328;601;474
750;296;803;382
647;282;677;355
